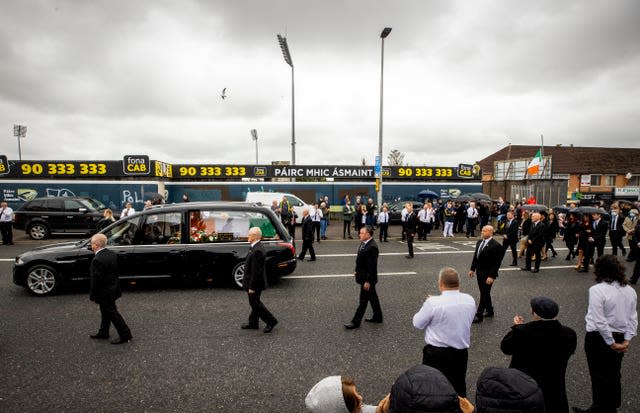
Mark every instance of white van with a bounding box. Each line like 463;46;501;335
244;191;310;222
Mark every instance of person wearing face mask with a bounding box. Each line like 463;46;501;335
623;209;638;262
609;205;626;256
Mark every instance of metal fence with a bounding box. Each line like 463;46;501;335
483;179;568;206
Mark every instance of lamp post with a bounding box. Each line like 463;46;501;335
377;27;392;211
13;124;27;161
277;34;295;165
250;129;259;164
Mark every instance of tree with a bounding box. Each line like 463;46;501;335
387;149;405;166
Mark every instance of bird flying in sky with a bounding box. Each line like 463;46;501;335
221;88;227;100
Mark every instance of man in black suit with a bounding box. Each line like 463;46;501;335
501;296;577;413
404;203;419;259
345;226;382;329
609;206;626;256
241;227;278;333
468;225;503;323
297;208;316;261
582;212;608;273
523;212;545;273
89;233;132;345
502;211;519;266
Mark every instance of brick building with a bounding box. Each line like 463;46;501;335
477;144;640;204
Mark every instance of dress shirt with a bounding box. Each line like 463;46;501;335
378;211;389;224
120;207;136;218
310;208;322;222
585;281;638;345
0;207;13;222
401;208;408;222
611;214;618;230
477;239;488;256
467;207;478;218
413;290;476;349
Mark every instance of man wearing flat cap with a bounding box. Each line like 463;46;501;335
500;296;577;413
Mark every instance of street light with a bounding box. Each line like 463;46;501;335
377;27;392;211
13;124;27;161
250;129;259;164
277;34;295;165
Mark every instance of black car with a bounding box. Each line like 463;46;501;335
13;202;297;296
387;201;424;224
13;196;109;240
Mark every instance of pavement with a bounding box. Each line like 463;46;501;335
1;222;639;412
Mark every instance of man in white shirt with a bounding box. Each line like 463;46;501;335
0;201;14;245
377;206;390;242
310;203;322;243
412;267;476;396
466;202;479;238
573;255;638;413
120;202;136;219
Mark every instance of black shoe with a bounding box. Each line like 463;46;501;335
365;318;383;323
405;255;414;259
296;256;304;260
531;269;539;273
510;262;518;266
263;320;278;333
306;258;316;262
90;333;109;340
111;336;132;345
472;316;483;324
521;267;531;271
344;322;360;329
348;236;353;239
241;324;259;330
571;407;593;413
578;269;588;273
552;252;557;257
565;255;571;261
483;312;494;318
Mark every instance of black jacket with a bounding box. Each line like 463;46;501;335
89;248;122;303
592;219;608;246
242;241;267;292
527;221;545;247
301;216;314;241
355;239;379;285
504;218;519;242
388;365;461;413
501;320;577;413
405;211;419;235
475;367;545;412
470;238;502;279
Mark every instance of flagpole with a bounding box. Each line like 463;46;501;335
540;134;544;179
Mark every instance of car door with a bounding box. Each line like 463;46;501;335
62;198;92;233
41;198;67;233
130;211;185;280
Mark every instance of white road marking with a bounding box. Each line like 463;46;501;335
0;258;14;262
282;271;417;279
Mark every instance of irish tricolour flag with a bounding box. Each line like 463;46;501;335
527;149;542;175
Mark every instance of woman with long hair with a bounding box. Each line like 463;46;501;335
576;214;593;271
564;212;579;260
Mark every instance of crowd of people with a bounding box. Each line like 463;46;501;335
281;193;640;413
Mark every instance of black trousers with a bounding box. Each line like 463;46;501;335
630;253;640;284
502;238;518;263
585;331;624;412
466;218;477;237
405;232;415;257
0;221;13;244
476;275;494;317
98;300;131;338
343;220;352;238
247;290;277;327
378;222;388;241
422;345;468;397
584;242;596;271
297;239;315;260
609;231;626;255
525;241;543;270
313;221;321;241
351;283;382;324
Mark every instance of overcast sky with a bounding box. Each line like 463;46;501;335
1;0;638;166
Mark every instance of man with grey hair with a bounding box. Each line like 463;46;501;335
89;233;132;344
241;227;278;333
412;267;476;396
469;225;503;323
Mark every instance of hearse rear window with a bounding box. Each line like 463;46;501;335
189;210;278;243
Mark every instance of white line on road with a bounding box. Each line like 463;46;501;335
282;271;417;279
318;251;476;257
0;258;14;262
501;265;576;271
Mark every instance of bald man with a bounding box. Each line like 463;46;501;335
89;233;132;344
469;225;503;323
